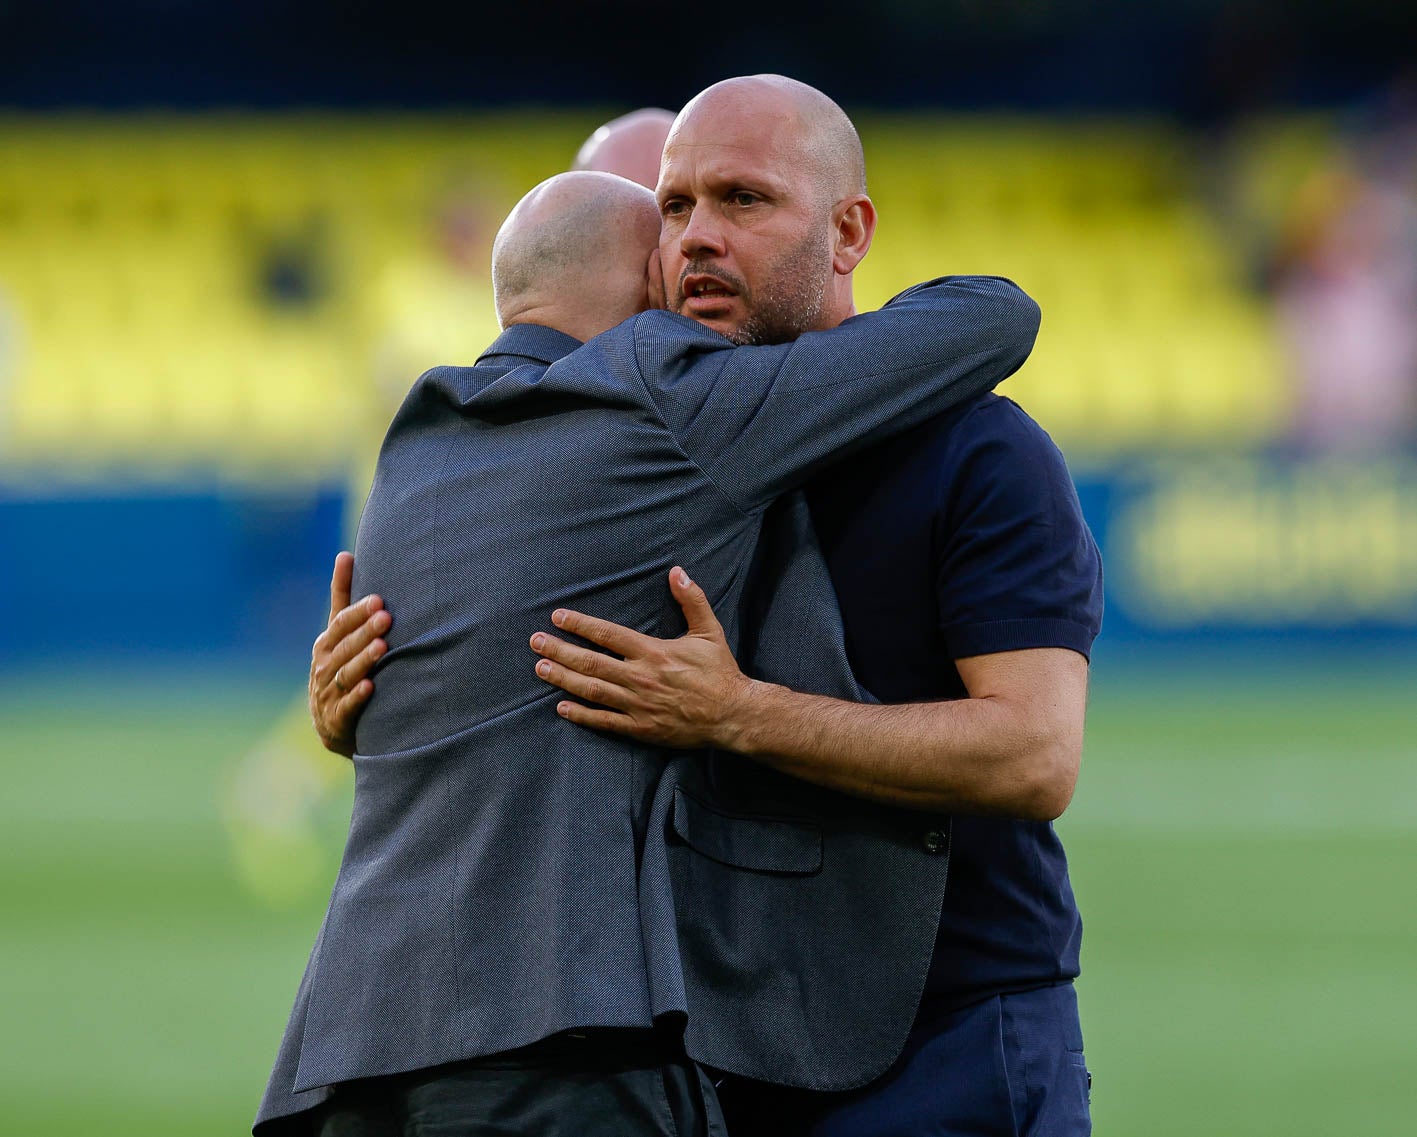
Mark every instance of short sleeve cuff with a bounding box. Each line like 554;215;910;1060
943;617;1098;662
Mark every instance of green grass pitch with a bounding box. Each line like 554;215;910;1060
1;661;1412;1134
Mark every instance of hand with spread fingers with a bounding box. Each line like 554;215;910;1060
308;551;392;757
530;567;755;749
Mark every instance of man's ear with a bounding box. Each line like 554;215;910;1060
832;195;876;276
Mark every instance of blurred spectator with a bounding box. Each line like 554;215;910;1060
257;210;334;311
1273;93;1417;453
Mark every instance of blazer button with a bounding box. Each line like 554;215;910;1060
922;828;948;855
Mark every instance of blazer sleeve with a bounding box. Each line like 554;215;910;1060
631;275;1041;514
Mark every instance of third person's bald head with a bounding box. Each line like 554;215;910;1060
574;108;676;190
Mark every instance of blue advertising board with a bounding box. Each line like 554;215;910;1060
2;455;1414;672
1076;454;1417;652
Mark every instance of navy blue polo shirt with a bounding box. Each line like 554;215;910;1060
805;392;1103;1011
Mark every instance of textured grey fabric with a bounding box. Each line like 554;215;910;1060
647;494;963;1092
255;277;1040;1132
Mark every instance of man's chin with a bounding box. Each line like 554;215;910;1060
681;310;747;343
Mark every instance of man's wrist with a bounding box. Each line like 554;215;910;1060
715;677;781;756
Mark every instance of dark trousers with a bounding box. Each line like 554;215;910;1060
312;1029;726;1137
715;983;1092;1137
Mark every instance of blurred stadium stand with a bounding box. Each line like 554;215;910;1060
4;109;1414;671
0;116;572;479
0;113;1320;477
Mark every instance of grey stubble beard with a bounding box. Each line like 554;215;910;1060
675;225;835;347
730;229;833;346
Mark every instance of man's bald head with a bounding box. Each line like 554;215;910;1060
655;74;876;345
492;171;662;343
574;108;676;190
670;75;866;206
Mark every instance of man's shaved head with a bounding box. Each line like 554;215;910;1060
492;171;662;342
574;108;677;190
655;74;876;345
670;75;866;206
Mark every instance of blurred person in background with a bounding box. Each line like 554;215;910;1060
221;116;671;910
255;210;335;313
317;75;1096;1137
1273;85;1417;452
575;107;677;189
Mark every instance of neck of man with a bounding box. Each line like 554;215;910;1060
819;276;858;329
502;304;617;346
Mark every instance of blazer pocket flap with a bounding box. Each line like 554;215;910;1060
672;787;823;875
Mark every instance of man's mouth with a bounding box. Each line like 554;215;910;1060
682;274;737;305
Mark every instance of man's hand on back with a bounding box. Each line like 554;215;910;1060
533;566;1087;820
309;552;391;757
530;567;754;749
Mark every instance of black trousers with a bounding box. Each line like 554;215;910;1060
311;1030;726;1137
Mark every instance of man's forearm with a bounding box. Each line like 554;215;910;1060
718;680;1079;820
532;581;1088;821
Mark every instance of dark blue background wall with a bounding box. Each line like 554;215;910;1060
0;486;344;673
2;1;1412;117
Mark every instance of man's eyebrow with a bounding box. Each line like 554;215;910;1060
718;174;787;200
655;159;791;203
655;169;686;196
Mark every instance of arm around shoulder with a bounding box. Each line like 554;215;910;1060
643;275;1044;513
880;275;1041;374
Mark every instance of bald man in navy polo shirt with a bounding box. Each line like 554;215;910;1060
526;81;1104;1134
720;393;1103;1136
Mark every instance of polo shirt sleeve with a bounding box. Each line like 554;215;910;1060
935;399;1103;661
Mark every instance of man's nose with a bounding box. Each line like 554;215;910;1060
679;203;727;259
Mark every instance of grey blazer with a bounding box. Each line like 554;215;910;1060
255;277;1040;1130
647;495;961;1091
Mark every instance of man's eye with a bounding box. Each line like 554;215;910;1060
662;200;689;217
730;192;758;207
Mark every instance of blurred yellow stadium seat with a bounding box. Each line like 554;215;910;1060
0;113;1314;478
